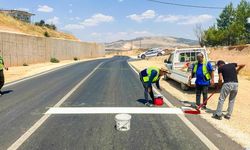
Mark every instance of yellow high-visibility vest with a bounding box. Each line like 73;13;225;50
143;67;160;82
0;56;4;70
193;61;211;80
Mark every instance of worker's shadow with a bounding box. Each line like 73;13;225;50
204;108;227;114
179;100;196;107
205;108;216;114
137;99;153;105
1;90;13;95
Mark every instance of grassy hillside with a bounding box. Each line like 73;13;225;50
0;13;78;41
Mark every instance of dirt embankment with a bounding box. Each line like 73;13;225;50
0;13;78;41
209;45;250;77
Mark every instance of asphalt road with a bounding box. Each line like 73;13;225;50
0;56;243;150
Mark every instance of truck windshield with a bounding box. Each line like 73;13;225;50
179;52;191;62
179;51;203;62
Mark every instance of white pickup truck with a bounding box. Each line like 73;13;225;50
164;47;219;90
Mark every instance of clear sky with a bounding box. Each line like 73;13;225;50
0;0;243;43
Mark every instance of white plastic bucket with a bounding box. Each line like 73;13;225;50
115;114;132;131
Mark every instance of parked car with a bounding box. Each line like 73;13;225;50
164;47;219;90
138;48;165;59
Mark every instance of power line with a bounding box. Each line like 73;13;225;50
147;0;224;10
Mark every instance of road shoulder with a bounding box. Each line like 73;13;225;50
128;58;246;149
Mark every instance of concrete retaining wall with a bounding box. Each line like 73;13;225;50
0;32;105;66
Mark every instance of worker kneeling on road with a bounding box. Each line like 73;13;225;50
189;53;214;110
139;67;168;107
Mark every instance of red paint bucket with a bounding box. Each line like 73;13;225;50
154;96;164;106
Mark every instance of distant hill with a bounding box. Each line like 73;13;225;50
0;13;78;41
105;36;198;50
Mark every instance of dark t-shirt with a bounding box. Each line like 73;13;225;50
218;63;238;83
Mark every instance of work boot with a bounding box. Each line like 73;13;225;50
192;104;199;109
201;106;207;110
195;105;200;110
224;114;231;120
212;114;222;120
145;102;153;107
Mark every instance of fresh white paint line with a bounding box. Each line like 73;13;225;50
4;59;102;88
46;107;184;114
127;61;219;150
4;63;74;88
7;62;105;150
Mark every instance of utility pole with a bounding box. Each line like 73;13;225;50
139;39;142;50
130;40;133;50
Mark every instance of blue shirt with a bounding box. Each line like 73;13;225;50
140;69;160;88
193;62;213;86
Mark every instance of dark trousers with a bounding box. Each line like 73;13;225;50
139;73;154;102
0;70;4;91
196;85;208;106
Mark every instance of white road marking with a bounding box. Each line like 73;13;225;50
7;62;105;150
7;59;219;150
4;63;75;88
4;59;104;88
46;107;184;114
127;61;219;150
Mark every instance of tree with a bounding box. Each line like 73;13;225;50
44;31;50;37
234;0;250;44
216;3;236;45
35;20;45;26
204;0;250;46
39;20;45;26
45;24;57;30
204;26;219;46
217;3;235;30
35;20;57;31
194;24;205;47
50;24;57;30
247;17;250;43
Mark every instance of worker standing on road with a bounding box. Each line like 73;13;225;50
189;53;214;110
213;60;245;120
0;55;8;96
139;67;168;107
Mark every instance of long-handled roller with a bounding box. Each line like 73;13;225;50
181;88;218;114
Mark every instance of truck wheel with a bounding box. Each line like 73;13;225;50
157;53;162;56
181;83;189;91
164;75;169;80
141;54;146;59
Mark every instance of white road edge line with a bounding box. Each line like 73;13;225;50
4;63;75;88
7;62;105;150
127;60;219;150
4;59;102;88
45;107;184;114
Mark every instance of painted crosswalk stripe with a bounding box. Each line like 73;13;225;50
45;107;184;114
